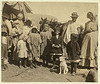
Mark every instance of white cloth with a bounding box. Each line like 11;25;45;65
19;26;31;40
64;21;81;43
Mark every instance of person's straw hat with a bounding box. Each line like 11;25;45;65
71;12;79;18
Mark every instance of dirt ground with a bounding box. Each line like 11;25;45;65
2;61;90;82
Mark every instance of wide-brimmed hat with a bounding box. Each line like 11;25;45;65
32;26;38;29
31;26;38;33
71;12;79;18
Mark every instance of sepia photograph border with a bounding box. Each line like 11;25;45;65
0;0;99;84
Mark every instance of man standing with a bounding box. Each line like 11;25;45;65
63;12;82;44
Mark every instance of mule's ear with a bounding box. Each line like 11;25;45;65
53;19;55;22
41;17;43;20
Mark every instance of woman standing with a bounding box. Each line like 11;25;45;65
80;12;98;68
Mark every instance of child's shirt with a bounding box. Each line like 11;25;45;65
28;33;42;48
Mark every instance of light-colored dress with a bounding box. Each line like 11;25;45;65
17;40;28;58
27;33;42;58
80;21;98;67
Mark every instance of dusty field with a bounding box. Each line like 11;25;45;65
2;62;89;82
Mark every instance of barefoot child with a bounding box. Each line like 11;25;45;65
17;36;28;68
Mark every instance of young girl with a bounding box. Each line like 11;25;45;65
27;27;42;68
1;28;8;71
17;36;28;68
66;33;80;76
40;23;52;67
50;29;63;69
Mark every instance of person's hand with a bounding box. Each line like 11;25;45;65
59;44;61;47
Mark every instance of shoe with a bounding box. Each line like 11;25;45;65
23;65;27;68
30;65;34;69
19;66;21;69
72;72;75;76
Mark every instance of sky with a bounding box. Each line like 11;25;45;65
27;2;98;27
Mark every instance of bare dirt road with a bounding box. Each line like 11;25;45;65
2;63;89;82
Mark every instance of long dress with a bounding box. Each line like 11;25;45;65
80;21;98;67
27;33;42;59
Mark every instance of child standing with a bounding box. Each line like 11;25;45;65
50;29;63;69
27;27;42;68
66;33;80;76
40;23;52;67
1;28;8;71
17;36;28;68
77;26;84;49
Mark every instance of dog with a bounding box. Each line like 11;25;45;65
59;57;68;74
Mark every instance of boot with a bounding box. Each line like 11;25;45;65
34;61;38;68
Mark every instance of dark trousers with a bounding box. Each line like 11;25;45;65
71;62;77;73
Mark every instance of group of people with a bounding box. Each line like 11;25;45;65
1;11;98;79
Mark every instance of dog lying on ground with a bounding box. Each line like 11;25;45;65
59;56;68;74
